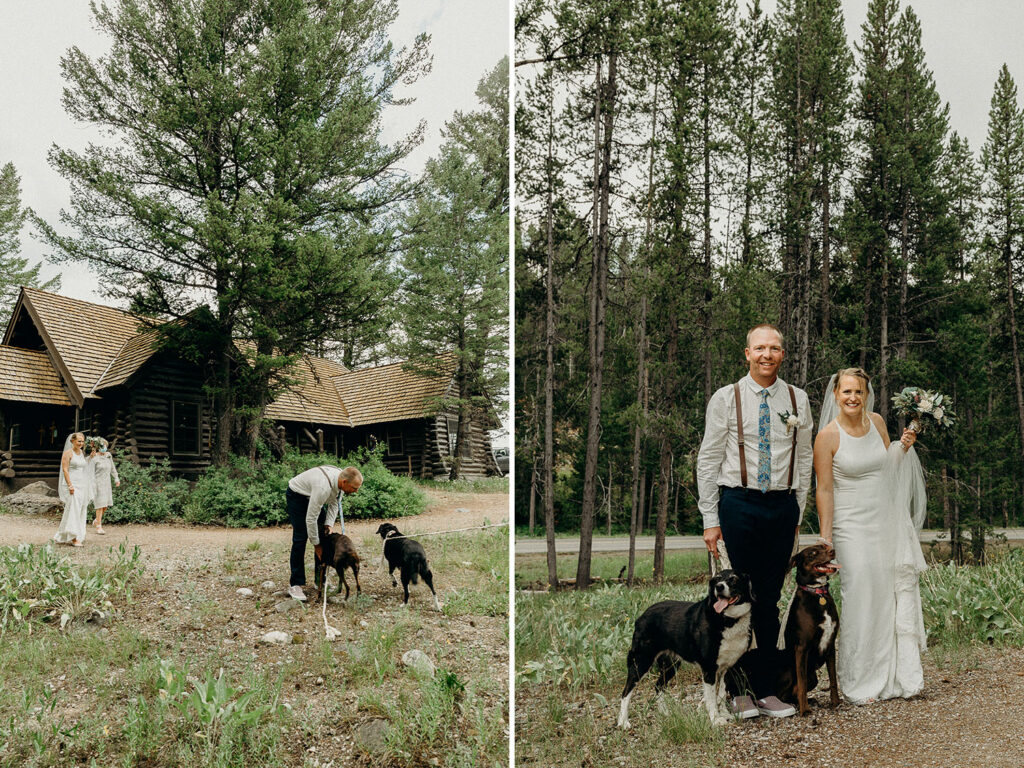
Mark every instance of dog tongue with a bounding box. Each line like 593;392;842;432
713;597;738;614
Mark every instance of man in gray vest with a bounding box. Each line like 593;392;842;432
696;324;813;719
285;465;363;601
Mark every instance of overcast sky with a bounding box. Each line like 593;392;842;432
0;0;509;304
763;0;1024;152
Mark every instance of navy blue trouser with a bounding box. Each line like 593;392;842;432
286;487;326;587
718;486;799;698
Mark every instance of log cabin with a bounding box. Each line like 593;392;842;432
0;287;500;490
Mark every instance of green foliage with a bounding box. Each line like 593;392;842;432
397;58;510;480
415;476;510;494
37;0;430;458
182;445;427;527
0;540;142;633
107;452;191;523
116;659;286;767
0;161;60;323
920;549;1024;647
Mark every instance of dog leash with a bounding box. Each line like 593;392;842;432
321;581;342;641
373;522;509;574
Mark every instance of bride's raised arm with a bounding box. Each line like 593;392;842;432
813;424;839;544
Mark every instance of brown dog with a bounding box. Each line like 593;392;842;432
777;542;841;715
315;527;361;601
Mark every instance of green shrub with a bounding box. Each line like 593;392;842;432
106;452;190;523
0;541;143;633
921;548;1024;648
184;445;427;527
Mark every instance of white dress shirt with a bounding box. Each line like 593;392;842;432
696;374;814;529
288;466;345;544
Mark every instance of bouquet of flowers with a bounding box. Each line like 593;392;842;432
891;387;956;433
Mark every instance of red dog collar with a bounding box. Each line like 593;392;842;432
798;585;829;596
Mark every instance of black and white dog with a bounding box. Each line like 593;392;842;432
375;522;441;611
617;569;755;728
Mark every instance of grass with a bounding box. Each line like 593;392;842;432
0;526;508;768
515;550;708;588
415;476;509;494
515;547;1024;768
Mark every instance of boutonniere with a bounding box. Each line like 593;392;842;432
778;410;800;434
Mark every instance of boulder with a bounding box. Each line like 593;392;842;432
236;588;254;598
19;481;58;497
0;493;63;516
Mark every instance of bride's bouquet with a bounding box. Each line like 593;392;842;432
891;387;957;433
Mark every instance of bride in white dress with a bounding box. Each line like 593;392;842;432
54;432;92;547
813;368;927;704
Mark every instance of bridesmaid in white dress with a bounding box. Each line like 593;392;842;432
813;368;924;704
90;438;120;535
54;432;92;547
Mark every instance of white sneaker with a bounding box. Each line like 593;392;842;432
287;585;307;602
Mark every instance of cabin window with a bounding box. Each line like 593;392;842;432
171;401;201;456
446;417;459;456
387;429;404;456
7;424;20;450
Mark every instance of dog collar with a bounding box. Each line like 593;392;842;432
799;584;830;605
799;584;829;594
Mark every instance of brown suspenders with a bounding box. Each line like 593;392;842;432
734;383;748;488
733;382;798;490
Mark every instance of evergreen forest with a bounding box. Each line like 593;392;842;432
515;0;1024;582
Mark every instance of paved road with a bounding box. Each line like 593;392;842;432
514;528;1024;555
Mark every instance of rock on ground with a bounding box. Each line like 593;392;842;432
18;481;58;497
0;493;63;516
402;649;436;677
258;631;292;645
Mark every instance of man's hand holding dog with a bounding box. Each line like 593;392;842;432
703;526;722;557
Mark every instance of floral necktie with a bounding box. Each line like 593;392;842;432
758;388;771;492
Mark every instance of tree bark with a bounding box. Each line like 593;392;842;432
543;72;559;591
577;51;616;590
629;73;658;587
821;164;831;338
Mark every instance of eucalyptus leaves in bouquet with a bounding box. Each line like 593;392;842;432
891;387;957;433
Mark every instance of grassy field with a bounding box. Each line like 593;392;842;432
515;551;710;589
0;528;509;767
514;548;1024;767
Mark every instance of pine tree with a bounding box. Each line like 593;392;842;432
981;64;1024;478
36;0;429;461
848;0;900;413
771;0;853;385
0;163;60;322
398;60;509;480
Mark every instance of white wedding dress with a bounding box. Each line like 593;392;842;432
54;449;91;544
831;419;926;703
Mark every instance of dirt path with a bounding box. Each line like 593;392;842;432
0;490;508;571
714;647;1024;768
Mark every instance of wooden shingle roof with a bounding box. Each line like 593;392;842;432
0;346;73;406
332;357;456;426
92;325;163;391
19;287;144;401
265;356;353;426
2;288;466;428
